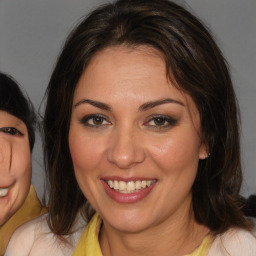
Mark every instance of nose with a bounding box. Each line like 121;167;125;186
107;127;146;169
0;138;11;173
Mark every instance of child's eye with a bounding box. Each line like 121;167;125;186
0;127;23;136
144;115;177;128
80;114;111;127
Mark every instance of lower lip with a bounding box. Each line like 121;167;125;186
101;180;157;204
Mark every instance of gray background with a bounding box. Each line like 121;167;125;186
0;0;255;200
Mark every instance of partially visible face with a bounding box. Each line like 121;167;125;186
69;46;207;233
0;111;31;226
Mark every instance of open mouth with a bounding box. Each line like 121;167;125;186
0;188;9;197
104;180;157;194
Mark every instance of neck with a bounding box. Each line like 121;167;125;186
99;204;209;256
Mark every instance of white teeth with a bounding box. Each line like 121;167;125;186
141;180;147;188
146;181;151;186
126;181;135;191
114;180;119;190
135;180;141;190
108;180;114;188
106;180;156;193
0;188;8;197
119;181;126;191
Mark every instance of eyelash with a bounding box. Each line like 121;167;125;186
0;127;23;136
79;114;177;129
79;114;111;127
144;115;178;129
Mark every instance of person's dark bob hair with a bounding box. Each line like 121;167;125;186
43;0;252;235
0;72;36;150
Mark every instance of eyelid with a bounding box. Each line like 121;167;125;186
0;127;23;136
143;114;178;128
79;114;112;127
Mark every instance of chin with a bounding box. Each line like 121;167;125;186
102;209;154;233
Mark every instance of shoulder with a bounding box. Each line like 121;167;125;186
4;214;47;256
5;213;86;256
208;228;256;256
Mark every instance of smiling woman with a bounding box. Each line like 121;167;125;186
0;111;31;217
0;73;44;255
5;0;256;255
68;46;208;239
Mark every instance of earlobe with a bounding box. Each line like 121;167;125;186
199;152;211;160
198;143;210;160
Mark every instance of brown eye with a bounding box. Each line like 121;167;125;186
153;117;167;126
92;116;104;125
144;115;178;129
80;114;111;127
0;127;23;136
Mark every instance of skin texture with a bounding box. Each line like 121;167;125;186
0;111;31;226
69;46;209;255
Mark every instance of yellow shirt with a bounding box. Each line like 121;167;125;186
0;185;46;255
72;214;212;256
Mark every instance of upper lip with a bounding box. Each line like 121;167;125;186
0;181;15;189
101;176;157;182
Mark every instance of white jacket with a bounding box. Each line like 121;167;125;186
4;213;85;256
208;228;256;256
5;216;256;256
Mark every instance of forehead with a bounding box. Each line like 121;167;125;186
74;46;198;115
76;46;172;95
0;110;27;130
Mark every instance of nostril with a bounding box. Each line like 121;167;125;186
107;151;135;168
107;142;146;169
106;130;146;168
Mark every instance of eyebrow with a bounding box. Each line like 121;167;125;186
74;98;184;112
139;98;184;111
74;99;111;111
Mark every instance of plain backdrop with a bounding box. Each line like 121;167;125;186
0;0;255;200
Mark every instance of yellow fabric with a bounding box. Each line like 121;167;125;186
186;235;212;256
0;185;46;255
72;213;212;256
72;214;102;256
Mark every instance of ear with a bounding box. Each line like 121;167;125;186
198;142;209;160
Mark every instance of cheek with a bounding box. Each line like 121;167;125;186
8;143;32;217
69;130;106;206
69;130;105;175
13;144;32;187
147;131;201;172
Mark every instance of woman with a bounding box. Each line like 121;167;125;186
6;0;256;255
0;73;44;255
1;73;85;256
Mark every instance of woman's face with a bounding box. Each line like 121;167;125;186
0;111;31;226
69;46;207;233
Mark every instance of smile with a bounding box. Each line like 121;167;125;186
105;180;157;193
0;188;9;197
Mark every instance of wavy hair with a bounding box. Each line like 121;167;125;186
43;0;251;235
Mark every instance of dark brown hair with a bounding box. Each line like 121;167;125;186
0;72;36;150
43;0;251;235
